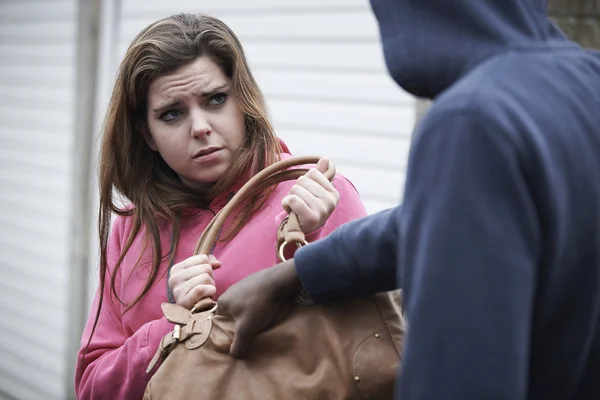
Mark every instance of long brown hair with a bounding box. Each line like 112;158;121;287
88;13;281;352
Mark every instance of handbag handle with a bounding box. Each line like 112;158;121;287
193;156;335;257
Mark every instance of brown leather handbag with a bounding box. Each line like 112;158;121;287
144;156;406;400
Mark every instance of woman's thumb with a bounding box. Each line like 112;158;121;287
316;157;330;173
208;254;222;270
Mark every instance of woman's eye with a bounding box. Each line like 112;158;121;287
208;93;228;106
159;109;182;122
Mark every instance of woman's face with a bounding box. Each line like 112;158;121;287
143;56;245;189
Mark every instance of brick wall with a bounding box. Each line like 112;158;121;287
549;0;600;49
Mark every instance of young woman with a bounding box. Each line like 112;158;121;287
75;13;367;400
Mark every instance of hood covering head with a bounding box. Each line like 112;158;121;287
369;0;571;98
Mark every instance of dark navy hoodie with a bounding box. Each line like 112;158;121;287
294;0;600;398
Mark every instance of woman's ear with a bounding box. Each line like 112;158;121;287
136;120;157;151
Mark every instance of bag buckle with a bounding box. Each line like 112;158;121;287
278;239;309;262
190;301;218;316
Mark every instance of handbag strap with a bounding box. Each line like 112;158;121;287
193;156;335;256
183;156;334;313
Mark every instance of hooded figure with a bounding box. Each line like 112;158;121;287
218;0;600;398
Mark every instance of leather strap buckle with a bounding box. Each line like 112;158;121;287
278;239;308;262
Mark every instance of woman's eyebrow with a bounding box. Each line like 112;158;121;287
152;83;230;113
196;83;229;97
152;100;180;114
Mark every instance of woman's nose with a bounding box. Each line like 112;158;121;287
190;109;212;139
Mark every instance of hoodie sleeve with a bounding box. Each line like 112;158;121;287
396;111;540;400
74;216;174;400
293;204;402;304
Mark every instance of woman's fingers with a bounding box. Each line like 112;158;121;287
173;254;222;270
174;254;209;269
172;263;215;285
168;254;222;308
285;193;318;222
182;284;217;308
294;175;330;200
304;168;337;195
176;273;217;308
281;161;340;234
181;272;216;296
288;177;338;214
316;157;330;173
208;254;222;269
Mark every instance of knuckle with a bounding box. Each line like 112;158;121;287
199;272;213;285
199;263;212;273
307;168;320;178
306;186;318;196
289;185;300;195
204;285;216;297
325;192;338;205
307;213;319;226
171;263;183;274
206;267;217;278
328;196;338;208
319;201;330;212
169;274;183;288
331;188;340;199
326;203;336;215
193;285;206;297
195;284;215;297
204;269;215;280
195;254;209;263
317;208;329;221
174;288;183;302
299;177;312;188
289;194;302;205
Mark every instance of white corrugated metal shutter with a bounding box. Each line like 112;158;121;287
115;0;416;214
0;0;77;399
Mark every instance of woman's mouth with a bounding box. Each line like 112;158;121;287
192;147;223;162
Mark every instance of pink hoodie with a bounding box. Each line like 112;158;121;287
74;146;368;400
